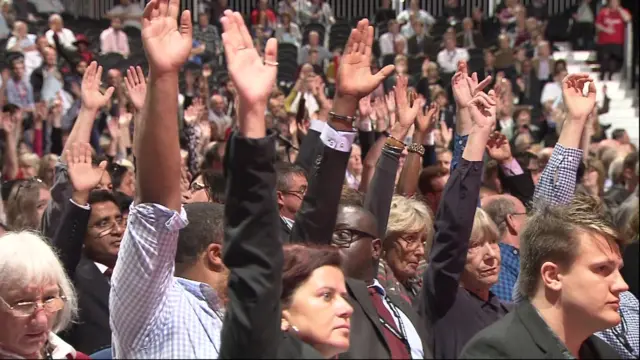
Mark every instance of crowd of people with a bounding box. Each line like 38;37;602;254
0;0;638;359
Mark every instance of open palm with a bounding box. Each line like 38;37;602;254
562;73;596;121
142;0;193;75
336;19;394;100
67;142;107;193
486;132;512;162
416;103;439;133
394;76;422;128
221;10;277;105
124;66;147;111
81;61;115;110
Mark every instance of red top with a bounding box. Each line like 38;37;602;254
596;8;627;45
250;9;276;26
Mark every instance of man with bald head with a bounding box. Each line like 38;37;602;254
297;30;331;65
209;94;232;139
482;194;527;302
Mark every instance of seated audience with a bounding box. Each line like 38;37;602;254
105;0;143;29
437;34;469;74
45;14;76;51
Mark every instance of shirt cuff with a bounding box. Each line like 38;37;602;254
423;132;435;146
129;203;189;232
500;157;524;176
320;124;357;153
69;198;90;210
310;119;327;133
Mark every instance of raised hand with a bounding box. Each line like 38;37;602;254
34;101;48;123
385;90;396;114
335;19;394;101
394;75;423;129
486;131;512;163
82;61;115;110
142;0;192;75
184;98;205;125
124;66;147;111
468;89;497;130
67;142;107;195
562;73;596;121
221;10;277;107
358;95;373;118
416;102;439;133
452;63;492;109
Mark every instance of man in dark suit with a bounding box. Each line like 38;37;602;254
461;197;627;359
407;20;435;57
53;164;124;355
275;162;308;242
456;18;484;50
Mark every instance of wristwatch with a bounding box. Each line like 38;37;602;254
407;143;425;156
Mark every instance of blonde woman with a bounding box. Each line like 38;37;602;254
6;177;50;231
0;231;87;359
377;195;434;303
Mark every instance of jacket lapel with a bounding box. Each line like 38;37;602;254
346;278;390;351
516;300;566;359
76;256;111;311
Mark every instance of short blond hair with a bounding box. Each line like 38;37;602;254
385;195;434;250
18;152;40;172
0;231;78;333
470;208;500;245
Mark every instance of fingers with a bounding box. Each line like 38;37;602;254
98;160;108;171
376;64;395;82
95;65;104;85
475;75;492;93
84;61;96;82
157;0;168;18
233;11;253;49
103;86;115;101
142;0;158;26
168;0;180;19
264;38;278;68
179;10;193;40
135;66;145;84
364;25;374;57
82;142;92;165
344;29;359;55
587;81;597;99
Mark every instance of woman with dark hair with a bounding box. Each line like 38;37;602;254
595;0;632;80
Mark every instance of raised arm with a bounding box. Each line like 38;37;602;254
1;115;18;180
487;132;535;208
53;142;107;277
290;18;394;245
420;90;496;318
533;73;596;206
110;0;192;351
218;10;282;359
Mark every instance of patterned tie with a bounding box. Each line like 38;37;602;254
368;287;411;359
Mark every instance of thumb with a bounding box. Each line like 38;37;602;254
104;86;115;100
264;38;278;70
587;81;596;100
180;10;193;40
98;161;108;171
376;65;395;82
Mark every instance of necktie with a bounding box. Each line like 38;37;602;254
104;268;113;279
368;287;411;359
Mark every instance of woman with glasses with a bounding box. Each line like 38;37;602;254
0;231;88;359
5;177;50;231
378;195;433;304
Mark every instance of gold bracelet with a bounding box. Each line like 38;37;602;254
407;143;425;156
385;135;405;149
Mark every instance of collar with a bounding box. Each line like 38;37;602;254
176;277;224;311
281;216;295;229
94;262;109;274
367;279;387;297
498;242;520;256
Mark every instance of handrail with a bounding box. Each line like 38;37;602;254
622;22;633;89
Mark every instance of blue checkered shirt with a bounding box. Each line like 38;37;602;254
513;144;583;303
110;203;224;358
596;291;639;359
491;243;519;302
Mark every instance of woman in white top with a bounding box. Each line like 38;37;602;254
6;21;41;77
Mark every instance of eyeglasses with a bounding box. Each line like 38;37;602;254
397;233;427;251
190;181;212;201
0;295;66;318
280;188;306;200
12;177;44;201
332;228;377;248
91;215;126;237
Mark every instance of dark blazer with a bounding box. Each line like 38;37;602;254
407;34;436;57
53;201;111;355
456;31;484;49
220;132;323;359
460;300;621;359
290;132;432;358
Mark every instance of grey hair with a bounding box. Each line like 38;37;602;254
483;197;518;237
0;231;78;333
608;156;625;184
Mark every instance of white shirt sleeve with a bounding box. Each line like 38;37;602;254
319;124;357;153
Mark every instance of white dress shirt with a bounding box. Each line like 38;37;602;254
379;32;407;56
437;48;470;73
45;28;76;50
540;81;563;106
100;27;130;56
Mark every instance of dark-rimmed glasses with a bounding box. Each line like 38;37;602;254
280;188;306;200
332;228;377;248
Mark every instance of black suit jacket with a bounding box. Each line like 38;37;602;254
53;200;111;355
460;300;621;359
290;130;432;358
407;34;435;57
456;31;484;49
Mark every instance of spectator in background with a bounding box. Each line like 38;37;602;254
374;0;396;25
515;58;542;106
275;12;302;47
11;0;36;23
30;46;65;103
397;0;435;30
443;0;464;21
533;40;554;83
494;34;515;70
571;0;595;50
251;0;277;31
308;0;335;27
6;178;50;231
527;0;548;21
105;0;143;30
193;12;221;58
437;34;469;74
5;21;41;78
100;16;130;58
407;19;434;57
30;0;64;15
5;53;34;111
298;30;330;65
72;34;93;64
208;93;232;139
540;68;567;114
379;19;406;56
456;17;484;49
45;14;76;51
0;0;14;40
277;0;298;23
345;144;362;190
595;0;631;81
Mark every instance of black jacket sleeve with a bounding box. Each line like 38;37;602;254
220;132;283;359
364;147;400;237
419;159;483;319
51;200;91;279
498;169;535;209
294;129;322;174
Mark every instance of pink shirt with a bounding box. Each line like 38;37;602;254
100;27;130;56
